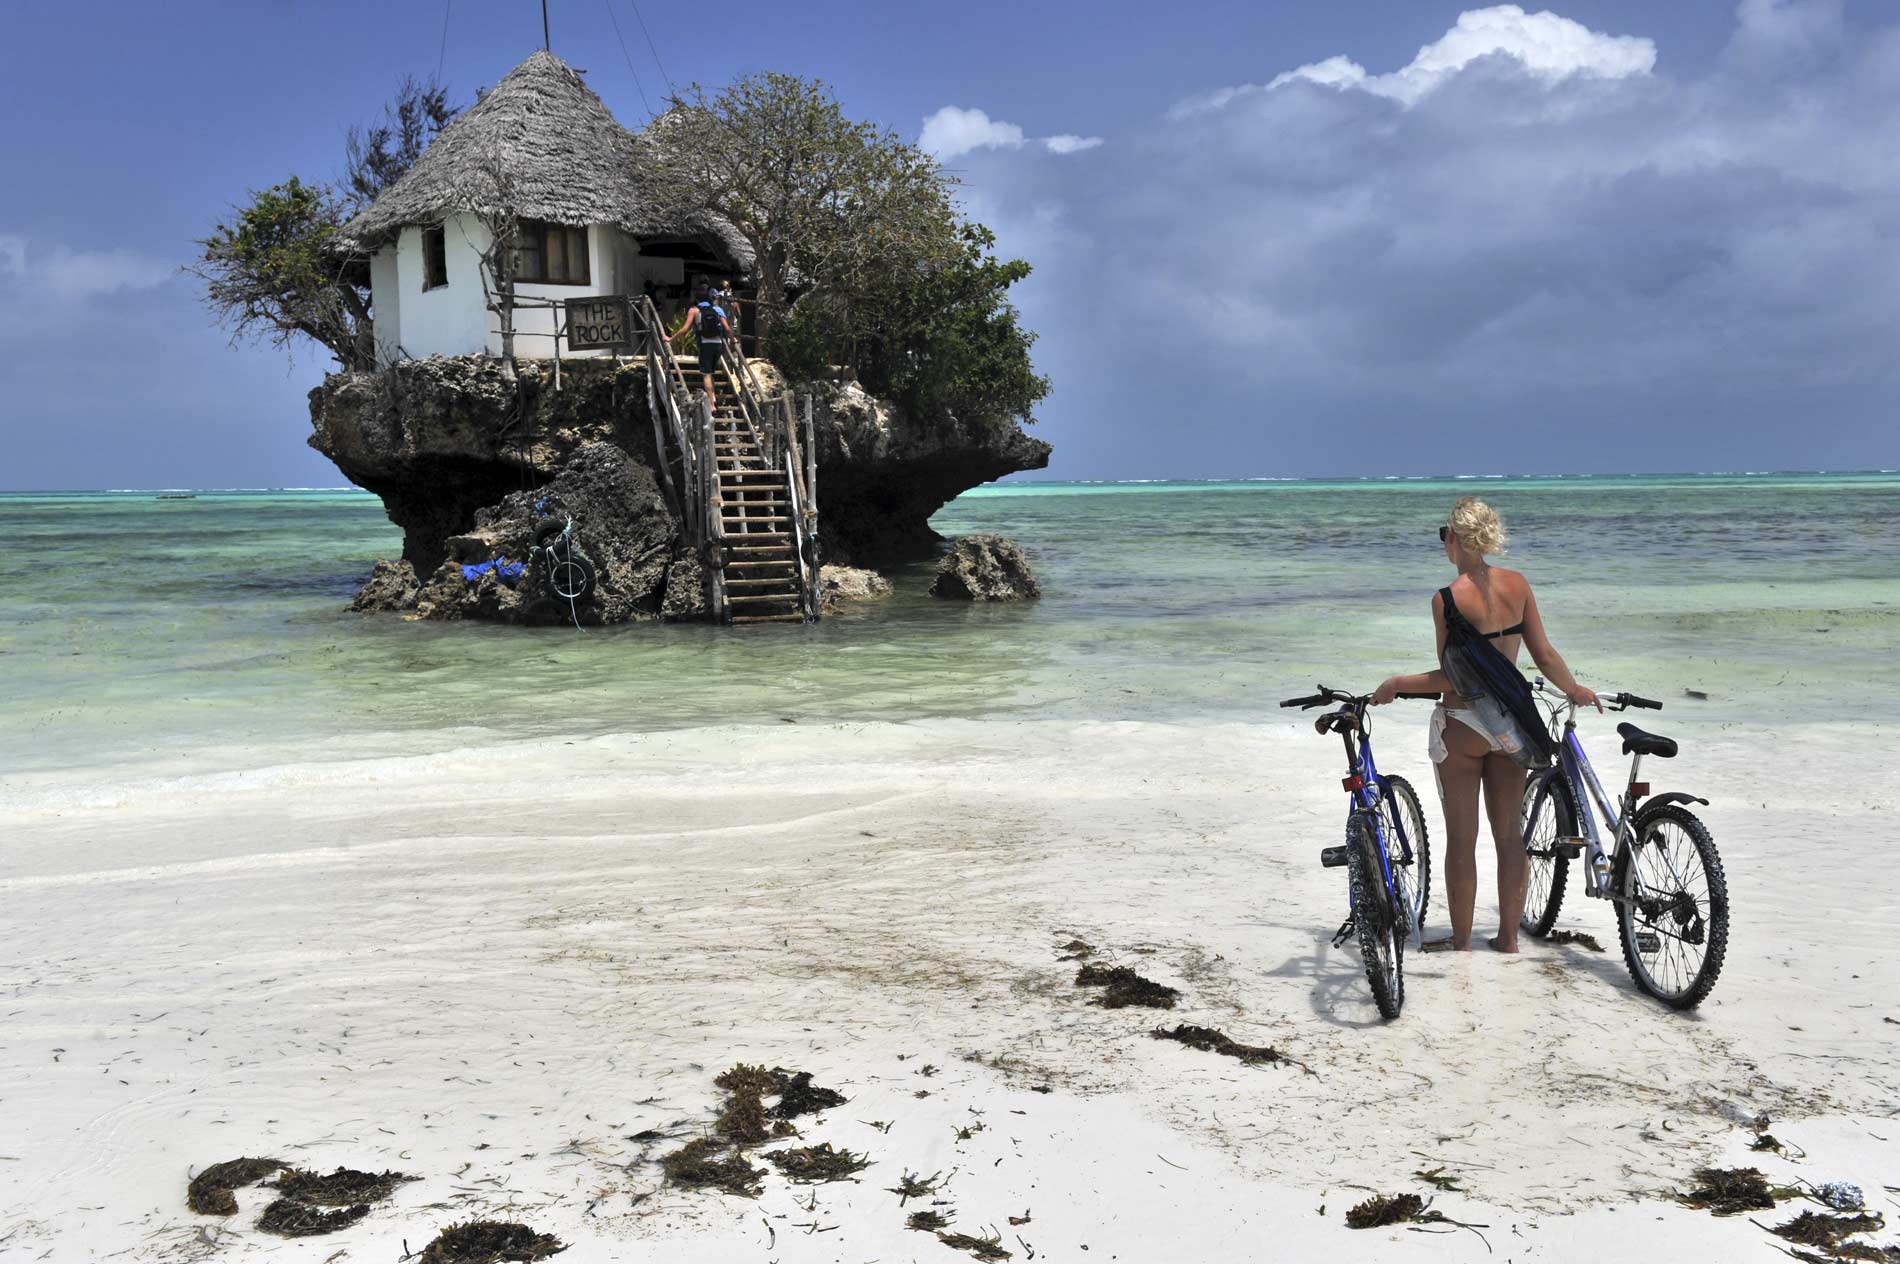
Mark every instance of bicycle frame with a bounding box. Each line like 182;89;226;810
1331;712;1409;911
1543;702;1651;900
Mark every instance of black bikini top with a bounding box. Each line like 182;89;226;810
1440;586;1524;640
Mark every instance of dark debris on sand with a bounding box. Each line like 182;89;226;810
187;1157;287;1216
1678;1167;1776;1215
1547;930;1605;952
1075;963;1179;1010
255;1199;369;1238
765;1143;871;1184
937;1229;1012;1260
1770;1210;1887;1250
659;1138;767;1197
907;1209;952;1232
1056;938;1095;961
1151;1023;1306;1070
275;1166;416;1206
416;1220;568;1262
774;1070;847;1118
889;1170;944;1204
1345;1193;1440;1229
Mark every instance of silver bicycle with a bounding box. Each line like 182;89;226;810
1518;678;1730;1009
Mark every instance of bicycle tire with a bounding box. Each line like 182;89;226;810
1520;772;1575;937
546;553;597;603
1616;803;1729;1010
1347;814;1404;1020
1380;774;1432;947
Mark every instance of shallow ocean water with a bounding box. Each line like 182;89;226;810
1;473;1895;784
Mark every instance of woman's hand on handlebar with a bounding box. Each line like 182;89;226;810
1567;683;1603;712
1370;676;1401;706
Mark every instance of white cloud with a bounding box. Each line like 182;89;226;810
948;0;1900;473
1173;4;1655;115
1043;134;1104;155
919;106;1102;160
920;107;1025;159
0;235;175;301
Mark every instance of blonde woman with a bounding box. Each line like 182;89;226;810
1372;498;1598;953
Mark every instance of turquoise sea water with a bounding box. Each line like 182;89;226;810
2;474;1896;782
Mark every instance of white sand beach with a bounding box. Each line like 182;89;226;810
4;712;1895;1261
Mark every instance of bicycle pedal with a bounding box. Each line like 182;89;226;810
1320;845;1350;868
1331;917;1356;949
1556;837;1585;859
1633;931;1661;953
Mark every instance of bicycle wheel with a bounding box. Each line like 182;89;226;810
1347;814;1404;1020
1616;803;1729;1010
1379;775;1432;947
1520;772;1575;937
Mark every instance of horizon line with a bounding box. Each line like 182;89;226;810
2;467;1895;495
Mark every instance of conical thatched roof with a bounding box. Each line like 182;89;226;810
337;51;653;252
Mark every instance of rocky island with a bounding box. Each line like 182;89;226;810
315;356;1048;623
197;52;1052;625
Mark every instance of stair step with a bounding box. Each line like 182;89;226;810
727;593;802;605
727;561;795;570
731;613;807;624
725;579;800;590
727;539;792;548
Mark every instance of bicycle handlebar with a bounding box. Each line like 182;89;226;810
1278;684;1440;709
1530;678;1664;712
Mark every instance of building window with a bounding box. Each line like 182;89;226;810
421;225;448;291
512;220;590;285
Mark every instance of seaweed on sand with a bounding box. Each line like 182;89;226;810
1678;1167;1776;1215
274;1166;416;1206
659;1138;766;1197
712;1063;846;1122
889;1170;944;1204
773;1070;846;1118
765;1142;871;1183
1547;930;1605;952
416;1220;567;1262
1151;1024;1305;1070
713;1064;782;1097
907;1209;952;1232
187;1157;287;1216
715;1082;771;1145
255;1199;369;1237
937;1229;1012;1260
1075;963;1179;1010
1414;1166;1464;1192
1769;1211;1886;1250
1345;1193;1436;1229
1057;938;1094;961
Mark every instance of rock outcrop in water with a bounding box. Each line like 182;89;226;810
310;356;1049;622
929;534;1041;601
410;442;697;625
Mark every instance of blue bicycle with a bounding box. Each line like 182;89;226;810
1519;679;1729;1009
1281;685;1436;1020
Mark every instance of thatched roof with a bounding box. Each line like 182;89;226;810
337;51;655;252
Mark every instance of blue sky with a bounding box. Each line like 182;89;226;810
1;0;1896;488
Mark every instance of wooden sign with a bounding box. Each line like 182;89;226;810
564;295;633;351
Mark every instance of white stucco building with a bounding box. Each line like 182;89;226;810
338;51;740;366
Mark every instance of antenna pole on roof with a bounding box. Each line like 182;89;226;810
541;0;550;50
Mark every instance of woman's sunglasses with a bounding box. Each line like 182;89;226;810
1438;526;1449;542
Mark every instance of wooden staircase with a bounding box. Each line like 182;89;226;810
635;294;819;625
706;392;806;623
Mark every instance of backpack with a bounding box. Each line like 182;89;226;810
1439;586;1556;767
696;301;728;345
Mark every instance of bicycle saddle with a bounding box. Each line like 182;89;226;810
1617;722;1677;758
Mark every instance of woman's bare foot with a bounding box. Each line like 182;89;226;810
1487;935;1519;954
